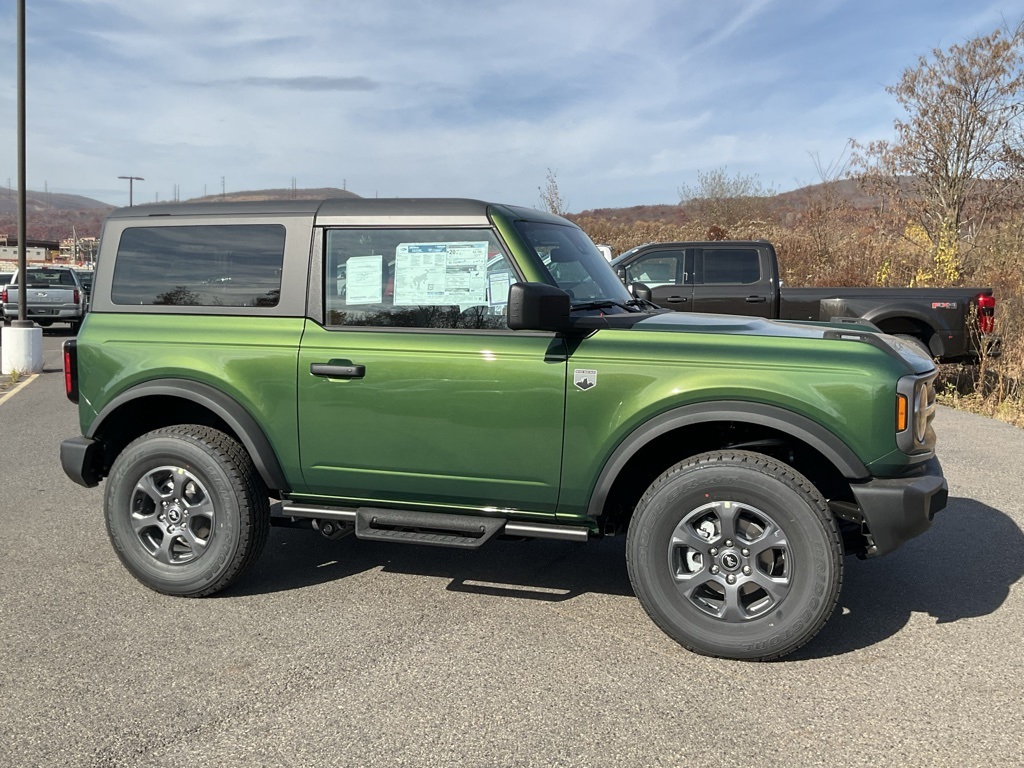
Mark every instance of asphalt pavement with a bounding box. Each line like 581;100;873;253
1;330;1023;767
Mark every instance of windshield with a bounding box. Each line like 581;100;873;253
512;220;634;310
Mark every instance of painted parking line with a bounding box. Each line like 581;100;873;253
0;373;38;406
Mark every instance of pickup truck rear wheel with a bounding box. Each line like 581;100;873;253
104;425;270;597
626;450;842;661
893;334;933;359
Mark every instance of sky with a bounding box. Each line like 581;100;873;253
2;0;1024;212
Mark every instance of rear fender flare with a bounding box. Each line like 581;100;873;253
89;378;289;492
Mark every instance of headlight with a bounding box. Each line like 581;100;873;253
896;373;937;454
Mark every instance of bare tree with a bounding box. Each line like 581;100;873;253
678;166;776;233
852;20;1024;284
538;167;568;216
801;143;854;266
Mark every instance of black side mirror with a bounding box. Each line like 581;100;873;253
507;282;571;332
630;282;653;302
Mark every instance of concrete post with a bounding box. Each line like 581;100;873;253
1;323;44;375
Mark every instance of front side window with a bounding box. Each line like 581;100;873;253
624;251;683;287
325;228;515;329
111;224;285;307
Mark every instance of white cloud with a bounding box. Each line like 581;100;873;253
3;0;1024;209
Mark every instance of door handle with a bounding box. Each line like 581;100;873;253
310;363;366;379
666;296;688;303
745;295;767;303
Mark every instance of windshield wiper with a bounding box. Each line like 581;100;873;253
570;299;640;313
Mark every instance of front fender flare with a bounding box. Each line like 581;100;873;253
585;401;869;519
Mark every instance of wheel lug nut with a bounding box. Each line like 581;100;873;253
727;574;736;584
710;565;720;574
742;548;749;556
743;566;751;575
725;539;733;547
710;548;718;556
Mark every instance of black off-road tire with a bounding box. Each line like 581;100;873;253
104;425;270;597
626;450;843;661
894;334;933;359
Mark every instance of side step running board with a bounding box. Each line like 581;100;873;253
278;503;590;547
357;507;504;548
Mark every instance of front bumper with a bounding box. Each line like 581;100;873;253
851;457;948;557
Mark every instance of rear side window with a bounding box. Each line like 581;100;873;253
111;224;285;307
698;248;761;285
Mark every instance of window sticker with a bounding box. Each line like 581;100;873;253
394;241;488;306
345;254;384;304
488;271;511;307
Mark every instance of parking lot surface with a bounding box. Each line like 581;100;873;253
1;331;1022;767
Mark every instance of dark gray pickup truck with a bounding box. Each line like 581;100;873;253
612;240;998;362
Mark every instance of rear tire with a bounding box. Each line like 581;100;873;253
894;334;933;359
626;451;842;660
104;425;270;596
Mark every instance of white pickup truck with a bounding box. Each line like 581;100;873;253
1;266;87;331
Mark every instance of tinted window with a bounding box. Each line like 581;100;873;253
325;228;514;329
111;224;285;307
700;248;761;285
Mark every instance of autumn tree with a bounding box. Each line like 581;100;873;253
538;167;568;216
852;20;1024;285
677;167;776;235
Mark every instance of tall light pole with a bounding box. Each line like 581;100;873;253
118;175;144;206
3;0;43;375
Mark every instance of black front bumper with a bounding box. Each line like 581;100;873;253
851;457;948;557
61;436;104;488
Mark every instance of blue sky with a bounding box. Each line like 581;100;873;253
2;0;1023;211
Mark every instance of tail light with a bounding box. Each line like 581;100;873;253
976;294;995;334
73;288;80;305
0;288;6;303
63;339;79;403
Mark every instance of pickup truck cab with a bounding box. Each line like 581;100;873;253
61;199;947;660
2;265;87;331
612;240;998;362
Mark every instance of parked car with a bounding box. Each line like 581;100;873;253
61;199;947;660
1;266;86;330
612;240;999;362
0;271;12;324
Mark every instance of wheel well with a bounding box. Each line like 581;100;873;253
874;316;931;342
93;395;250;486
599;421;854;535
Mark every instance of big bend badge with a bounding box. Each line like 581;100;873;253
573;369;597;391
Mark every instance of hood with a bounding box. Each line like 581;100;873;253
631;311;936;373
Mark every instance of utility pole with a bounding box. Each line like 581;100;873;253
118;175;144;206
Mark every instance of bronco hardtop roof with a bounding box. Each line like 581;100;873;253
104;198;567;226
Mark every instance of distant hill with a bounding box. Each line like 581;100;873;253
3;181;895;242
184;187;360;204
0;190;113;214
0;187;360;241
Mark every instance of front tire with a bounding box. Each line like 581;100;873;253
626;451;842;660
104;425;270;596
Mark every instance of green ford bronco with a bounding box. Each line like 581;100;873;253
61;198;947;660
